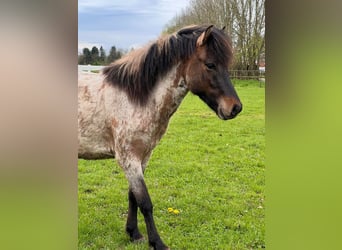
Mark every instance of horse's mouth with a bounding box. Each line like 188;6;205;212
198;94;242;120
217;110;235;120
217;105;242;120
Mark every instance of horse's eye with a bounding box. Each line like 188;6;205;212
205;63;216;70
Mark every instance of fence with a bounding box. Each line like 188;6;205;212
230;70;265;80
78;65;105;72
78;65;265;85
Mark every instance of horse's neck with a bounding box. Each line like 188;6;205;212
149;64;188;120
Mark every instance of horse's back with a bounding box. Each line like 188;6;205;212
78;72;115;159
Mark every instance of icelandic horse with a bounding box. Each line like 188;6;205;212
78;25;242;249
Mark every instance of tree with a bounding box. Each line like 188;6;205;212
107;46;116;64
78;45;125;65
91;46;100;65
78;48;92;65
107;46;122;64
99;46;106;65
231;0;265;70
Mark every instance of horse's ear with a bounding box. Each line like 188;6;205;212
197;25;214;47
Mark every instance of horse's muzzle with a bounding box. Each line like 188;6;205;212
218;103;242;120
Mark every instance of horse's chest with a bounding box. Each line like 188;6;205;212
112;113;169;162
118;115;168;145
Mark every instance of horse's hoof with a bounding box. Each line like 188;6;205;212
126;228;144;243
132;235;145;243
149;244;170;250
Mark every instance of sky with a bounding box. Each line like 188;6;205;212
78;0;190;54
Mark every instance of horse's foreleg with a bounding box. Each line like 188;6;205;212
124;162;169;250
126;154;151;242
132;177;168;250
126;188;144;241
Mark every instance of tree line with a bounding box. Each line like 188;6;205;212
164;0;265;71
78;46;125;65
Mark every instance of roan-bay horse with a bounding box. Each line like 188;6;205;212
78;25;242;250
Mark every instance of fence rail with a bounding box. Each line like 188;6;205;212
78;65;105;72
78;65;265;83
230;70;265;81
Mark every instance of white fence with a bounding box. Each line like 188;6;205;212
78;65;265;85
78;65;105;72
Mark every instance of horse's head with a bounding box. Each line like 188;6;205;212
184;25;242;120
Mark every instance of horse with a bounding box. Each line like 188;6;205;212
78;24;242;250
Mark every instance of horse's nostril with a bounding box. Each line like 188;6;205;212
232;103;242;116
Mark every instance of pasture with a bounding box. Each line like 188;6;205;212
78;79;265;249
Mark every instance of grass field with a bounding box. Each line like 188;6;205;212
78;79;265;249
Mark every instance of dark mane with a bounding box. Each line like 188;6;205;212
102;25;233;105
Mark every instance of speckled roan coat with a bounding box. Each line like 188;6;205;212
78;25;242;250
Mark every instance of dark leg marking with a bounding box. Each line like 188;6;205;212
126;189;144;241
133;178;169;250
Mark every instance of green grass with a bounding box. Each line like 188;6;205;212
78;80;265;249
